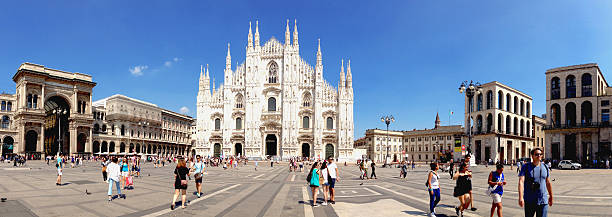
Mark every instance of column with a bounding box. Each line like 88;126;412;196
70;124;77;154
38;124;45;154
577;134;583;161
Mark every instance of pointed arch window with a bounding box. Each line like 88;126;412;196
268;62;278;83
235;94;244;109
302;92;312;107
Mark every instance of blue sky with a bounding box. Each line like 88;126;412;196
1;1;612;138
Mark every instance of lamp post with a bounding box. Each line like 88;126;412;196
54;108;67;156
459;80;481;166
381;115;394;167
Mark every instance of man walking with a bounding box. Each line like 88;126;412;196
56;154;63;186
370;161;377;179
518;148;553;217
327;157;340;204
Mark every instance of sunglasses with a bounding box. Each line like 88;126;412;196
533;153;543;156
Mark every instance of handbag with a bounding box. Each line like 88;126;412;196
181;179;188;186
194;172;202;179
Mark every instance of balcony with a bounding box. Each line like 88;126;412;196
543;122;605;130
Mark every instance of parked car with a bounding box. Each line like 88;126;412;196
558;160;581;170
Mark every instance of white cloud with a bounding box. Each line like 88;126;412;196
164;57;181;67
129;65;148;76
179;106;189;114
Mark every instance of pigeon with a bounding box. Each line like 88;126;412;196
1;198;7;202
86;189;91;195
359;183;363;185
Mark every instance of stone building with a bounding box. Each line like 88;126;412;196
464;81;534;164
91;94;194;157
1;63;96;159
356;114;464;163
0;93;17;158
532;115;546;155
544;63;612;164
196;20;354;161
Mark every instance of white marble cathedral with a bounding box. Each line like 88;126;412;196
195;20;354;161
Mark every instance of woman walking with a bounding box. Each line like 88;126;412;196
453;163;472;217
121;157;130;189
427;163;440;217
107;157;125;201
488;163;506;217
101;157;108;182
320;162;330;206
307;162;322;207
192;155;205;198
171;158;190;210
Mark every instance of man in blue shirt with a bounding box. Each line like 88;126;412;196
518;148;553;217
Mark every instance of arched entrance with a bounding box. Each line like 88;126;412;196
109;142;115;153
325;144;334;159
44;96;70;155
77;133;86;153
235;143;243;156
2;136;14;157
214;143;221;157
25;130;38;153
265;134;277;156
136;144;141;153
301;143;310;158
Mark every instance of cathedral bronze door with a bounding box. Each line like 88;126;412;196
214;143;221;157
301;143;310;158
325;144;334;159
265;134;277;156
235;143;243;156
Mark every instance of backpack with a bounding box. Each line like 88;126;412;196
425;171;431;187
306;170;312;182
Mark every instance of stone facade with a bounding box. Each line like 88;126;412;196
465;81;535;164
91;94;194;157
544;63;612;164
533;115;546;155
195;21;354;161
0;94;17;158
2;63;96;159
355;114;464;163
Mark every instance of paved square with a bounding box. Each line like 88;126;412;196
1;161;611;217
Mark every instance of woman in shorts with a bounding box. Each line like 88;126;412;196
320;162;330;206
488;163;506;217
453;163;472;217
308;162;322;207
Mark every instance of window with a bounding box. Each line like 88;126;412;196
477;94;483;111
236;117;242;130
506;94;511;111
566;75;576;98
268;97;276;112
235;94;243;109
1;116;9;129
6;102;11;111
303;116;310;129
268;61;278;83
447;136;452;140
497;91;503;109
1;101;5;111
582;73;592;97
121;125;125;136
432;136;436;141
602;109;610;124
411;138;415;142
326;117;334;130
302;92;312;107
486;91;493;109
602;100;610;106
215;118;221;130
551;77;560;99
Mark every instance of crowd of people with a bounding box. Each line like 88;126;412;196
306;157;340;207
422;148;552;217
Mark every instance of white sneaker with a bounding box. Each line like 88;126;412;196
321;202;328;206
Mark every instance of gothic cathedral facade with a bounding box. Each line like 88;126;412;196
196;20;354;161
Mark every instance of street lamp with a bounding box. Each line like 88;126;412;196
381;115;394;167
53;108;67;156
459;80;481;166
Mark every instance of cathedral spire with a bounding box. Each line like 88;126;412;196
285;19;291;46
247;21;253;48
293;19;299;46
435;112;441;128
205;64;210;81
255;20;260;47
316;38;322;65
346;59;353;88
340;59;346;88
226;43;231;70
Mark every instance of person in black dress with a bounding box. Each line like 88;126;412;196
453;163;472;217
171;158;190;210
